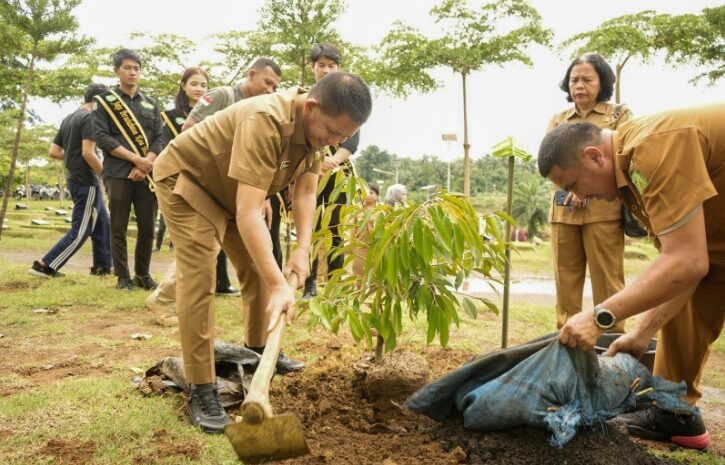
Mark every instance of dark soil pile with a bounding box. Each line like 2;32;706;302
228;340;686;465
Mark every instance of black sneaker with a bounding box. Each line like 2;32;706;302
215;286;241;296
29;261;64;278
247;345;305;373
302;281;317;300
117;276;134;290
90;266;112;276
187;383;230;434
133;274;158;290
620;406;710;449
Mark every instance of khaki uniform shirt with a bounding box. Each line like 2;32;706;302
613;103;725;279
154;89;321;241
548;102;632;224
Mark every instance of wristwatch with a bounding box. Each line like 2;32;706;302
593;304;616;330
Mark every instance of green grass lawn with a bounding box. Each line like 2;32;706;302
0;200;722;464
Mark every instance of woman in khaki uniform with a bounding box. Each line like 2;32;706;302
547;53;630;332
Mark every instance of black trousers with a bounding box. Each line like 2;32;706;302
216;250;231;290
270;192;283;270
104;176;157;279
155;214;166;250
305;174;346;287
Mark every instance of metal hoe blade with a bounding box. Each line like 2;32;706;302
225;414;310;464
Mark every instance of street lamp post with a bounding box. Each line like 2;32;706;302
420;184;436;201
441;133;457;192
372;167;397;183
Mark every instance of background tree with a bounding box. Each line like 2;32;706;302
210;30;279;85
559;10;666;104
257;0;346;86
16;124;56;202
377;0;551;196
511;178;548;237
211;0;348;88
0;0;92;238
657;5;725;85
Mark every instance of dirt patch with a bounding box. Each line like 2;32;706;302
39;437;96;463
430;420;683;465
0;280;41;292
133;429;202;464
223;341;687;465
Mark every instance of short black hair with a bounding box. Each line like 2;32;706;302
308;71;372;126
310;43;342;65
559;53;615;103
84;83;108;103
113;48;142;69
250;57;282;77
538;122;603;177
368;184;379;195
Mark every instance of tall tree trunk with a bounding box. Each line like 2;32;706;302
461;72;471;197
614;55;629;105
0;49;37;239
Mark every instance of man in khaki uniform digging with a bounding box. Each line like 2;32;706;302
538;103;725;450
153;72;372;433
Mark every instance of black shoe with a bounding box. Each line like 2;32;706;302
29;261;64;278
117;276;134;290
133;274;158;290
215;286;241;296
187;383;231;434
620;406;710;449
90;266;112;276
247;345;305;373
302;281;317;300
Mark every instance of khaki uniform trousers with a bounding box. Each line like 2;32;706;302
156;178;271;384
551;220;626;332
655;276;724;405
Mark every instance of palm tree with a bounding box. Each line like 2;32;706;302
512;178;549;238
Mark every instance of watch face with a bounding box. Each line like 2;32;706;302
597;311;615;327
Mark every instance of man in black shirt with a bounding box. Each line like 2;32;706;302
303;43;361;298
93;48;163;290
30;84;112;278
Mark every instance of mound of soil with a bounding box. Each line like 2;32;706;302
228;341;682;465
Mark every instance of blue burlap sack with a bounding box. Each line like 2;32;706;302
406;335;694;447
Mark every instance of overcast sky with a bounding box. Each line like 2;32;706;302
32;0;723;161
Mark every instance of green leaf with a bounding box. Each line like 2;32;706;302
386;246;397;290
347;309;363;342
462;296;478;319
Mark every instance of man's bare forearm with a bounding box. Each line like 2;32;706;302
631;282;700;340
109;145;141;164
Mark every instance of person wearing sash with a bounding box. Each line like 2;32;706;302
93;48;163;291
302;43;362;299
547;53;630;332
29;84;112;279
145;67;208;324
154;72;372;433
183;58;283;296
